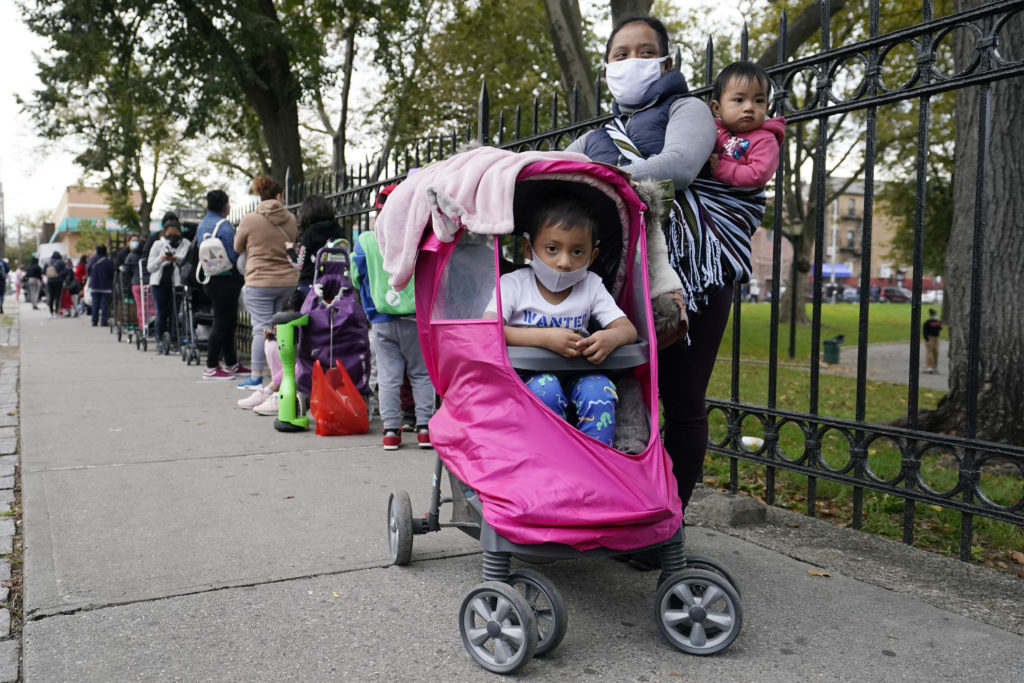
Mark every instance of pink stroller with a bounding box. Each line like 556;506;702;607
378;148;742;673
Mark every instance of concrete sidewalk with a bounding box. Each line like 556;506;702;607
15;299;1024;681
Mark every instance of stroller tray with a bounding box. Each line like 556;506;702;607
507;339;649;371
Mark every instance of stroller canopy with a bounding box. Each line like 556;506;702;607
377;147;682;552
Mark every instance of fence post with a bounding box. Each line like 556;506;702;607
478;79;490;144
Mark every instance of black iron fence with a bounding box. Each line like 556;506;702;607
243;0;1022;560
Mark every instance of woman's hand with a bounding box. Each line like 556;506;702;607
708;152;720;171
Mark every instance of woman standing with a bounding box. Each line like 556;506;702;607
234;174;299;390
147;213;192;353
567;16;728;537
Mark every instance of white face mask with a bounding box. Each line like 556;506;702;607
605;56;669;106
529;254;590;293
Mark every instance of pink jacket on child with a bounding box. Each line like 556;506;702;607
712;116;787;188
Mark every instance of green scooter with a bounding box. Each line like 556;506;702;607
272;311;309;432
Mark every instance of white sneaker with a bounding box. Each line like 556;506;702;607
237;388;271;410
253;392;280;416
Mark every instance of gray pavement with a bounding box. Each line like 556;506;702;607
14;299;1024;681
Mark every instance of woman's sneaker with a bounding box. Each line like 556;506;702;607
237;375;263;391
237;388;271;410
416;425;432;449
382;429;402;451
203;367;235;380
225;363;251;376
253;393;280;416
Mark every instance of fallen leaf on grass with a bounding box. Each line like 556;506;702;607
808;570;831;577
1010;550;1024;565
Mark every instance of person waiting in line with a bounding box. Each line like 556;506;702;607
234;174;299;391
147;213;191;353
295;194;344;294
25;258;43;310
86;245;116;327
196;189;248;380
43;251;67;318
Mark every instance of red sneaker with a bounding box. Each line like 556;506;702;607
382;429;402;451
203;367;235;381
416;426;432;449
226;363;252;376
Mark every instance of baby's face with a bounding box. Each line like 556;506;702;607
529;220;597;273
712;76;768;134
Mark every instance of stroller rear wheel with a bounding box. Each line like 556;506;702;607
506;569;567;657
460;581;538;674
386;490;413;566
654;569;742;656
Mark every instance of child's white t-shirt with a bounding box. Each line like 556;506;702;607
485;268;626;331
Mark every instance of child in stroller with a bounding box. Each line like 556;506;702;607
377;147;742;673
485;194;636;446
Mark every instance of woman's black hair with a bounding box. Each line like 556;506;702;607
206;189;229;214
96;244;108;256
297;194;335;228
161;211;180;228
605;15;670;61
712;61;772;101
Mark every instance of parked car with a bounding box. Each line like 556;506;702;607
921;289;944;304
878;286;912;303
841;288;860;303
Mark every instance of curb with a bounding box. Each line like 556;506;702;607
0;308;21;682
686;485;1024;636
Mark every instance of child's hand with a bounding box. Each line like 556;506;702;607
577;330;620;364
541;327;583;358
709;153;720;171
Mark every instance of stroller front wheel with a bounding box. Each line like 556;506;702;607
506;569;567;657
386;490;413;566
655;569;742;656
460;581;537;674
681;555;742;598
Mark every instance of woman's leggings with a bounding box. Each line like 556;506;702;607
203;272;244;369
46;280;63;315
152;284;175;340
657;284;734;512
243;285;296;372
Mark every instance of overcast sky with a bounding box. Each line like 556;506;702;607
0;1;81;226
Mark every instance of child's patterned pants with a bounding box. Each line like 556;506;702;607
525;373;617;445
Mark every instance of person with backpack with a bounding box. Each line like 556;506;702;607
44;251;67;318
195;189;248;380
295;195;344;294
25;257;43;309
351;184;434;450
86;245;116;326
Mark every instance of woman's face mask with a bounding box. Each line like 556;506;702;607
605;56;669;107
129;240;139;250
166;233;182;247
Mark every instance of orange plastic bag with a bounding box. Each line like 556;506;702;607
310;359;369;436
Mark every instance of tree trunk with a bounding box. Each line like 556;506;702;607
610;0;652;26
542;0;597;118
333;22;358;180
924;1;1024;445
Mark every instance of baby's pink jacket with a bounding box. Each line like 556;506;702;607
712;116;787;188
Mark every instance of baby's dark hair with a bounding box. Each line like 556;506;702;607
712;60;772;102
284;289;306;312
530;195;600;245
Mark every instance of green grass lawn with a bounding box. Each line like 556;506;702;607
697;315;1024;577
721;301;917;361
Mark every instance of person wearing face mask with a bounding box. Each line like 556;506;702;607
122;235;152;335
147;213;192;353
484;195;637;446
565;16;736;566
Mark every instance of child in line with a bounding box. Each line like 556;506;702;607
486;196;637;446
237;289;306;414
708;60;787;189
352;184;435;451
